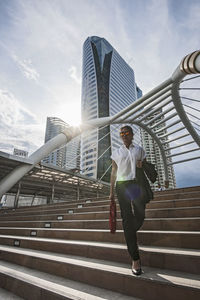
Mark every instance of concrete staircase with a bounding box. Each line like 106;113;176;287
0;186;199;300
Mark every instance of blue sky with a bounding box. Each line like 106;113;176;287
0;0;199;187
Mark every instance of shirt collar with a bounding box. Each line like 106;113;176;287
122;143;134;150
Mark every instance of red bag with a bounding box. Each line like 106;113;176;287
109;200;117;234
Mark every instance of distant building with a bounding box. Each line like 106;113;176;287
43;117;67;167
13;148;28;158
81;36;139;182
140;110;176;189
64;137;80;170
135;85;176;189
43;117;80;170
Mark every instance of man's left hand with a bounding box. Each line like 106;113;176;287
137;160;143;168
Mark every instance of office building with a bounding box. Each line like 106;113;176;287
81;36;176;187
43;117;80;170
81;36;139;181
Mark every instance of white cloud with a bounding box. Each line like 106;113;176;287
0;89;44;154
0;89;36;124
12;54;40;82
69;66;81;85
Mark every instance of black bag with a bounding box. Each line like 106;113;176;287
142;161;158;183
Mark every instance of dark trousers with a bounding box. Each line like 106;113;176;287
116;180;146;261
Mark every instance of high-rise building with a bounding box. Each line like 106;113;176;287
43;117;80;170
81;36;139;181
43;117;67;167
64;137;80;171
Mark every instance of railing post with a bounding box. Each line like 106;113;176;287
51;181;55;203
77;179;80;201
14;181;21;208
47;196;51;204
31;193;37;206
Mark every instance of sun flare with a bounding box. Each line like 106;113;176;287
57;102;82;127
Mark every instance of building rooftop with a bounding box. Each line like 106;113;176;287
0;151;109;201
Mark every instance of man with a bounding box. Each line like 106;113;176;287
109;125;146;275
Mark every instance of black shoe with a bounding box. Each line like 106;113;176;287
132;267;143;276
132;259;143;276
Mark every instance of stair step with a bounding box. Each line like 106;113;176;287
0;217;199;231
0;204;111;217
146;206;200;218
0;228;199;249
0;261;138;300
141;217;200;231
153;191;200;201
1;188;199;216
0;288;23;300
147;198;200;209
0;246;199;300
1;198;200;219
0;235;199;274
0;186;199;299
0;211;115;221
0;199;110;214
155;186;200;194
0;196;108;212
1;206;199;222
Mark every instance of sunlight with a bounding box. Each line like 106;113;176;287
56;101;82;127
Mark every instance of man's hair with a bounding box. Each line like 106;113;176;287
120;125;133;134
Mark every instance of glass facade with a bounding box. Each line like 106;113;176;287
81;36;137;181
43;117;67;167
43;117;80;170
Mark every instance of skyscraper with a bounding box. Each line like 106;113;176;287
81;36;176;188
43;117;80;170
81;36;138;181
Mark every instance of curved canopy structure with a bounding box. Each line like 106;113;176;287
86;50;200;182
0;50;200;199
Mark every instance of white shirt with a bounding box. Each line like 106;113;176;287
111;144;146;181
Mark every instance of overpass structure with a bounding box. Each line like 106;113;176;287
0;50;200;200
